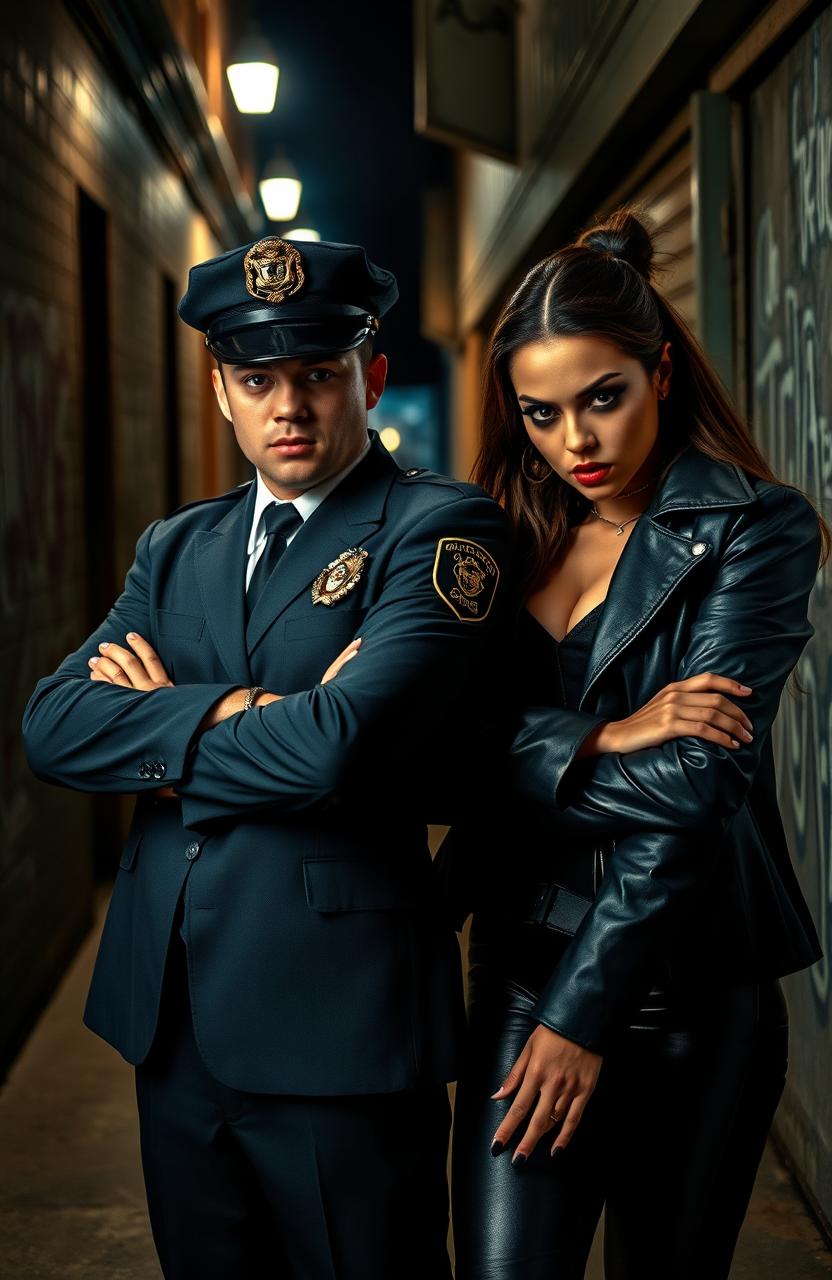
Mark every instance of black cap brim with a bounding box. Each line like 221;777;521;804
207;312;378;363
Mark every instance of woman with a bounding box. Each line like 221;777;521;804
446;208;828;1279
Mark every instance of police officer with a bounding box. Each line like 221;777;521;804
22;236;510;1279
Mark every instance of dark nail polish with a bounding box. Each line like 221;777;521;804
512;1153;527;1169
490;1140;504;1157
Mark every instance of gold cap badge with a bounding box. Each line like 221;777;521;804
433;537;499;622
311;548;369;606
243;238;306;304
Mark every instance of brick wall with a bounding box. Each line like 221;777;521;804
0;1;241;1072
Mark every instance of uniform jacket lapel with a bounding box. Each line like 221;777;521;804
579;445;757;708
194;482;256;685
245;434;399;656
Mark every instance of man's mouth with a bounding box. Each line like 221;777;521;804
270;437;316;456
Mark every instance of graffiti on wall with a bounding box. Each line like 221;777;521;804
751;20;832;1017
0;291;77;848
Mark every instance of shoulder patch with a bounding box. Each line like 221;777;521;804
433;537;500;622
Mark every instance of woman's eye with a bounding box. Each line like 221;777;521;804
591;386;625;410
521;403;557;425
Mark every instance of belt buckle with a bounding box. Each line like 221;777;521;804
526;881;557;926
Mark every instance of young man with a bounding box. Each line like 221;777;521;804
22;237;509;1279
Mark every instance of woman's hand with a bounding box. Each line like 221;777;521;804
581;672;754;756
490;1024;602;1162
321;637;362;684
88;633;173;689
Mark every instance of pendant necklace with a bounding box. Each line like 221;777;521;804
590;476;656;536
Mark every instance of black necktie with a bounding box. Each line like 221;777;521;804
246;502;303;618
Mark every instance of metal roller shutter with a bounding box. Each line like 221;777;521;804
627;144;695;330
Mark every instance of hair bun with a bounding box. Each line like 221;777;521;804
577;207;655;281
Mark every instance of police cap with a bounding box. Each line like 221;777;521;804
178;236;399;364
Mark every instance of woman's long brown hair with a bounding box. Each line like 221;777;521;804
473;207;830;603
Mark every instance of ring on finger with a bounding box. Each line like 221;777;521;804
549;1111;560;1124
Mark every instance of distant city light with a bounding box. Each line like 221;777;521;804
226;31;279;113
380;427;402;452
285;227;321;242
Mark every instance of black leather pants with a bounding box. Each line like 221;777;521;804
452;957;788;1280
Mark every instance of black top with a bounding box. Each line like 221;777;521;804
467;601;609;996
518;601;604;710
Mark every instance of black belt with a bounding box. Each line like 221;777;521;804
520;880;594;936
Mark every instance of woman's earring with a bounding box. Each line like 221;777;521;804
521;443;553;484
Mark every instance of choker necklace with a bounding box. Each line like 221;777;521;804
591;473;658;535
618;476;656;499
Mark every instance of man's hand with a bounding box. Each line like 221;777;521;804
321;637;362;684
88;633;174;690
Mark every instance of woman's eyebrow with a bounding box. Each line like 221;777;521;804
517;371;623;403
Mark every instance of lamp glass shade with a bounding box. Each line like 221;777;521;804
284;227;321;242
259;176;302;221
226;62;279;113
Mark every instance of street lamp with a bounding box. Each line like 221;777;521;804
258;153;302;222
226;30;279;114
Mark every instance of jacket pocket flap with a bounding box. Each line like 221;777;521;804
119;828;143;871
303;858;412;912
157;609;205;640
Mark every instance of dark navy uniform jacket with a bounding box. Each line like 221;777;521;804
23;432;510;1095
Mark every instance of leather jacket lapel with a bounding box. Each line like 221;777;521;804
580;518;711;708
195;484;255;685
579;445;757;708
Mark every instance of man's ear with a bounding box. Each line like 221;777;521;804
211;367;233;423
365;353;388;409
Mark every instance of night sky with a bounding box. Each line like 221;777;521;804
250;0;448;388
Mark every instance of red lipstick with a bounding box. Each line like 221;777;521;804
572;464;611;487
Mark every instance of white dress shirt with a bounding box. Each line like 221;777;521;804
245;434;371;590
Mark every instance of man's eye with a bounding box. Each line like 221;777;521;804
308;369;334;383
244;374;269;388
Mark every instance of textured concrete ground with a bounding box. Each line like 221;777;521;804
1;896;830;1279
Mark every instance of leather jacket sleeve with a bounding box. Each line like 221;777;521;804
511;486;819;838
517;486;820;1051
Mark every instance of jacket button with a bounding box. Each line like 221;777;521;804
405;467;423;477
152;761;167;780
691;541;707;556
185;841;200;861
138;762;151;779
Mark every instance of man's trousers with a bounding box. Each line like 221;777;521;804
135;928;453;1279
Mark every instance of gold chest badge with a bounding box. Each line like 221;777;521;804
433;537;499;622
311;548;369;606
243;238;305;304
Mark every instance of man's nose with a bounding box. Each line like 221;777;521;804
271;382;308;421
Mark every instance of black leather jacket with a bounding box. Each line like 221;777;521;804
445;444;822;1053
